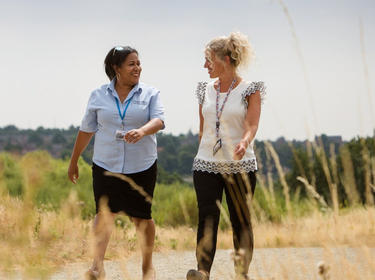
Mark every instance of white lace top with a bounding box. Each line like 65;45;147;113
192;80;266;174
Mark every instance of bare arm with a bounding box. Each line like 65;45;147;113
68;130;94;183
124;118;164;143
198;104;204;143
233;91;261;160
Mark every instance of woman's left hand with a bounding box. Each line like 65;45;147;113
124;128;145;143
233;139;248;160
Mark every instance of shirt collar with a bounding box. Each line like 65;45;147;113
107;78;142;102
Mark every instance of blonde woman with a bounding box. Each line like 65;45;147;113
187;32;265;280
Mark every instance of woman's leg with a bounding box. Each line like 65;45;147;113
132;217;156;280
90;164;116;277
90;209;116;276
224;172;256;278
193;171;225;275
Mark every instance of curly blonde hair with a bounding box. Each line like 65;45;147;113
205;31;253;70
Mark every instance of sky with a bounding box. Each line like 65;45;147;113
0;0;374;140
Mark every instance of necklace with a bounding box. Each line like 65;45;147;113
213;79;236;156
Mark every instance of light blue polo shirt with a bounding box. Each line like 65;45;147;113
80;79;165;174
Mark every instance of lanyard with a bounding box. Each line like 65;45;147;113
115;95;134;121
215;79;236;138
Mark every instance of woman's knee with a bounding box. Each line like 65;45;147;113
198;204;220;221
93;212;116;233
131;217;154;228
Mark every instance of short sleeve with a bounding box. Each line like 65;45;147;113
242;81;266;107
80;91;98;133
195;82;208;105
149;90;165;129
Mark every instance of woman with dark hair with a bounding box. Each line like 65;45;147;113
68;46;164;280
187;32;265;280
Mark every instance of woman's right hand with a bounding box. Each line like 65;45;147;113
67;131;94;184
68;162;79;184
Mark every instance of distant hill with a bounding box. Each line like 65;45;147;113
3;125;375;206
0;125;345;178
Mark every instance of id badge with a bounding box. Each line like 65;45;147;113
213;138;222;156
115;129;126;141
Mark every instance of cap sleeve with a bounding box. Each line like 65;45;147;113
195;82;208;105
242;81;266;107
149;90;165;129
80;91;99;133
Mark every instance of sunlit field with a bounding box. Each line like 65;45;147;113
1;1;375;278
0;145;374;279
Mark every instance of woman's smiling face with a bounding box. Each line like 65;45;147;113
115;52;142;85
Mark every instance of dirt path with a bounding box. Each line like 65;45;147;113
3;248;375;279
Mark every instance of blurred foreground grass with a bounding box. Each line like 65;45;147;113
0;151;375;279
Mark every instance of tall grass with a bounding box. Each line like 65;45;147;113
0;146;375;278
264;141;291;216
314;138;339;214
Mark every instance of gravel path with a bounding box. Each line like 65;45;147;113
3;248;375;279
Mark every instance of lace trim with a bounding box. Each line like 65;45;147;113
242;81;266;107
195;82;208;105
192;158;258;174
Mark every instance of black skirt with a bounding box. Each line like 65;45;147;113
92;161;157;219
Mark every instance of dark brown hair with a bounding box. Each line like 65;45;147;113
104;46;138;80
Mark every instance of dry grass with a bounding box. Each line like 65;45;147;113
264;141;291;215
2;146;374;279
157;206;375;250
1;191;374;279
254;207;375;248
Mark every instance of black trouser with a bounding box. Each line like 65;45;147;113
193;170;256;275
